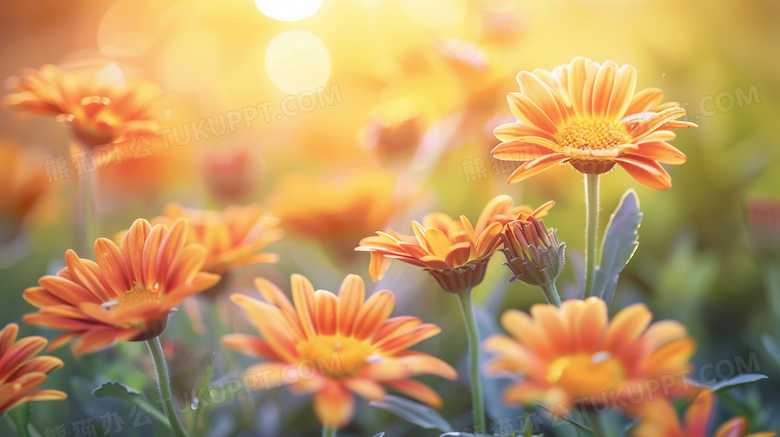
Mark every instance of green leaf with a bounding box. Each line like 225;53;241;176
593;189;642;303
370;395;451;432
762;334;780;370
372;433;385;437
5;403;32;437
711;374;768;393
93;382;171;429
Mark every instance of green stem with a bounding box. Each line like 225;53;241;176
146;337;188;437
583;173;600;298
763;261;780;321
322;425;336;437
540;282;562;307
456;289;486;434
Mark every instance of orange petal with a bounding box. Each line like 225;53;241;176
615;155;672;190
352;290;395;340
604;303;652;351
626;141;687;165
606;64;637;121
368;252;392;282
507;92;559;134
342;377;386;401
516;71;569;130
384;379;443;408
491;138;560;160
685;390;714;437
313;290;339;336
313;381;355;428
291;274;317;339
337;274;366;336
494;122;554;141
507;154;568;184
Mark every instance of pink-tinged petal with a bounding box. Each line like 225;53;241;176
156;219;188;281
372;316;422;344
568;57;599;118
0;324;19;357
64;250;110;302
507;153;568;184
313;381;355;428
615;155;672;190
574;298;607;352
375;324;441;354
337;274;365;336
494;122;554;141
140;224;165;289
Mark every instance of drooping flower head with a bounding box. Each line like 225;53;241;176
152;203;283;275
222;274;456;428
0;323;66;414
357;195;553;293
4;63;162;149
484;297;696;413
492;57;696;190
634;390;776;437
23;219;220;354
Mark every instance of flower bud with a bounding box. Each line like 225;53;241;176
500;216;565;286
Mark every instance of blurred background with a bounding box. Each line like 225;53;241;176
1;0;779;435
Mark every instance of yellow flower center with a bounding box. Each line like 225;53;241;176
103;285;162;313
555;119;631;151
296;335;380;377
546;351;626;399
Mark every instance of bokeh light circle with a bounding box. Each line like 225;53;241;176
254;0;324;21
265;30;331;95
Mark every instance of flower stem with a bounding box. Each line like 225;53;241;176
763;261;780;320
583;173;600;298
322;425;337;437
146;337;188;437
456;289;486;433
540;282;562;307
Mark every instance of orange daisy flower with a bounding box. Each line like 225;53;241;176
22;219;220;354
483;297;696;412
356;195;553;293
634;390;776;437
0;323;66;414
492;57;696;190
3;63;161;149
152;203;283;275
269;170;406;255
222;274;456;428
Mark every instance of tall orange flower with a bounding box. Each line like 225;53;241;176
222;274;456;428
634;390;776;437
492;57;696;190
22;219;220;354
152;203;283;275
0;323;66;414
356;195;553;293
483;297;696;413
4;63;161;149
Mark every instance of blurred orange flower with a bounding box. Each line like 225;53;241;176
269;170;406;254
222;274;456;428
492;56;696;190
356;195;553;293
634;390;776;437
483;297;696;412
153;203;283;275
23;219;220;354
3;63;162;149
0;139;48;242
0;323;66;414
